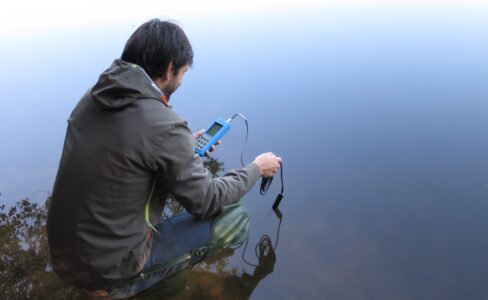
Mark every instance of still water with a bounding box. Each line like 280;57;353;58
1;4;488;299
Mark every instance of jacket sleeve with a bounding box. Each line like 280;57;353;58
155;120;260;219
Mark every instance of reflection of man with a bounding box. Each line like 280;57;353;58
47;19;281;298
144;246;277;300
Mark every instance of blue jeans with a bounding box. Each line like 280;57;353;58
108;211;213;299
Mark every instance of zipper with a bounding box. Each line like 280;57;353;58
145;179;158;232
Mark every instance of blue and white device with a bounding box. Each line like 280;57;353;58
195;117;231;157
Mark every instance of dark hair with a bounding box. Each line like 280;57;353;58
121;19;193;78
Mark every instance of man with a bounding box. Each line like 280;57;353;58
47;19;281;298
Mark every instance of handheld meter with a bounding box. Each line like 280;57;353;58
195;117;231;157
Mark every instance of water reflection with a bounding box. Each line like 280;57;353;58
0;157;278;299
136;245;276;300
2;5;486;299
0;198;84;299
139;207;282;299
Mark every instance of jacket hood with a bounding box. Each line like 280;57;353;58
91;59;163;110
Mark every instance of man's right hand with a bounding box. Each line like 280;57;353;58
253;152;282;177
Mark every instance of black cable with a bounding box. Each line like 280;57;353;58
273;213;282;251
228;113;284;207
227;112;285;266
228;113;248;168
255;234;274;259
242;216;282;267
241;237;258;267
260;176;274;195
260;162;283;195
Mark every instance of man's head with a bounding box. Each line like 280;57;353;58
121;19;193;98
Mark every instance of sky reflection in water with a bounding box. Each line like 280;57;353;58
0;4;488;299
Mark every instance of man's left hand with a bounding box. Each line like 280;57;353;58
194;129;222;157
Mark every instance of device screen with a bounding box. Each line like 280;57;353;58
207;122;223;136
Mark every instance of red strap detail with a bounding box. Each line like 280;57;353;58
160;95;172;108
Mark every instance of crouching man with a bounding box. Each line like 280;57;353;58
47;19;281;298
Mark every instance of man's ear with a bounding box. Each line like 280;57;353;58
162;62;174;81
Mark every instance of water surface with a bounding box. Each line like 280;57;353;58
1;4;488;299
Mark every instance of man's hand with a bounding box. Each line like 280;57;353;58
253;152;282;177
194;129;222;157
